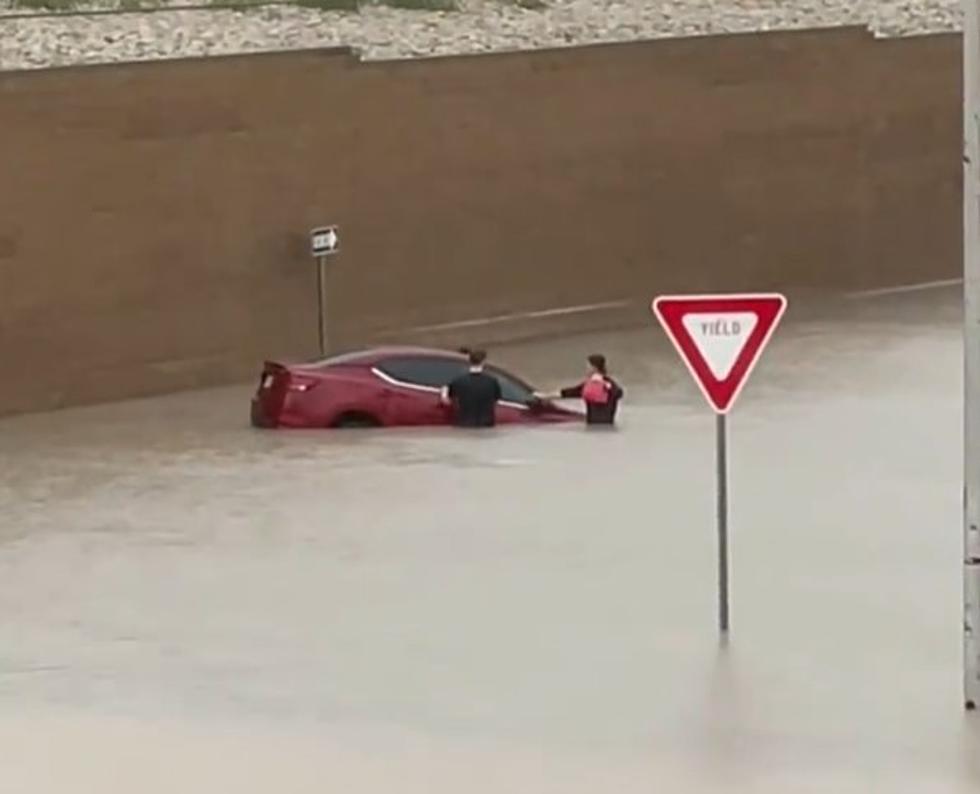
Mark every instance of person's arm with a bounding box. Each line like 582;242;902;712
608;379;624;400
533;383;582;401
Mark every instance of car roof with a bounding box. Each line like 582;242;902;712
287;347;534;389
292;346;467;370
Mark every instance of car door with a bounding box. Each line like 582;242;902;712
373;355;466;426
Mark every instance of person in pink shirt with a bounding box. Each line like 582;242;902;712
536;354;623;426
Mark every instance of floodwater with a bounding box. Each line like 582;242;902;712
1;289;978;792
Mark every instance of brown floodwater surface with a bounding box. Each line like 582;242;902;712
1;289;978;792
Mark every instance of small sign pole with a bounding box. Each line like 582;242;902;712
316;254;327;357
309;226;340;358
716;412;730;634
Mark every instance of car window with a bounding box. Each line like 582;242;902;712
376;356;532;403
487;367;533;404
376;356;466;389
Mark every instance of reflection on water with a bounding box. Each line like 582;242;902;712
2;289;978;792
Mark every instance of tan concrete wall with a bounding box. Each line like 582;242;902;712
0;29;961;416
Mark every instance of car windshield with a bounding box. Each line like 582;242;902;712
486;366;533;404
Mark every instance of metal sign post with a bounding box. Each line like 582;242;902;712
716;412;730;633
310;226;340;357
653;293;786;636
963;0;980;711
315;254;327;357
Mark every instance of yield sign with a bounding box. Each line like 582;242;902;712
652;293;787;413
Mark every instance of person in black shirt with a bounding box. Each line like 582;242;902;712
441;349;503;428
536;353;624;426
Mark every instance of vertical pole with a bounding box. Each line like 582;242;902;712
316;255;327;357
964;0;980;710
717;412;730;635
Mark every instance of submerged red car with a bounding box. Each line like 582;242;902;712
251;347;581;429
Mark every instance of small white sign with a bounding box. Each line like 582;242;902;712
311;226;340;257
681;312;758;380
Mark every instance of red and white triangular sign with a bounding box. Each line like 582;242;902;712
652;293;787;414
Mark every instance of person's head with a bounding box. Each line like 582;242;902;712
468;349;487;369
587;354;607;376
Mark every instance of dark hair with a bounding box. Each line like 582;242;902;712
588;354;607;375
468;349;487;366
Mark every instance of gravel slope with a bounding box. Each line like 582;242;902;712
0;0;963;72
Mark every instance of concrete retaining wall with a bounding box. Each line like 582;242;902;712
0;28;961;415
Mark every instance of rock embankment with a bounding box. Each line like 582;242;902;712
0;0;963;72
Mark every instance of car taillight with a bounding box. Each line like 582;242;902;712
287;374;319;392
